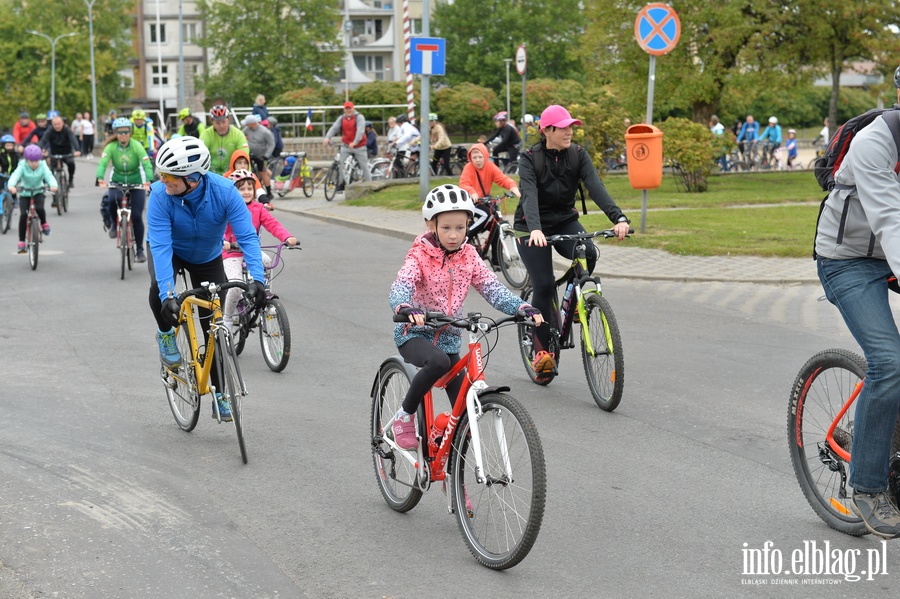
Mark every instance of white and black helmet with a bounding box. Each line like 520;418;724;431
156;135;211;176
422;184;475;221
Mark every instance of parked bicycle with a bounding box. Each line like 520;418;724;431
231;241;298;372
161;275;252;464
0;174;14;234
272;151;314;198
371;311;546;569
518;229;630;411
323;150;364;201
468;191;528;289
105;182;144;279
49;153;72;215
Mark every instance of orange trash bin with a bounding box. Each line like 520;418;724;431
624;124;663;190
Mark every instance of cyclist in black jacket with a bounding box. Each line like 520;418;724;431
484;111;521;167
38;116;81;190
514;104;631;377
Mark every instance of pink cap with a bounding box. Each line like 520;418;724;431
539;105;582;130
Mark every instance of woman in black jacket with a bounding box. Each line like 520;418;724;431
514;104;631;376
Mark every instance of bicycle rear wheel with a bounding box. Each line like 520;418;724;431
371;361;423;512
323;165;339;201
1;192;12;234
581;294;625;411
28;216;39;270
259;297;291;372
217;329;248;464
788;349;870;536
494;224;527;289
162;326;201;432
517;285;559;385
450;392;546;570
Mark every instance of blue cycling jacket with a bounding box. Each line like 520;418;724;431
146;172;265;301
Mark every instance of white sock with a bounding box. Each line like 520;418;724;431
395;408;411;419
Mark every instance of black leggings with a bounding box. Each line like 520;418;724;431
431;148;452;175
18;194;47;242
398;337;463;415
108;187;146;251
148;249;227;389
518;219;598;349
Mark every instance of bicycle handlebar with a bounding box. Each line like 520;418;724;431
392;311;536;329
106;182;146;189
176;280;250;304
544;228;634;244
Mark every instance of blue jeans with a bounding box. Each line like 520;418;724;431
818;257;900;492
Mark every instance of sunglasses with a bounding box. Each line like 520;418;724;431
116;129;131;135
158;172;182;183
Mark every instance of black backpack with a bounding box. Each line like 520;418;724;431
814;106;900;191
529;143;588;215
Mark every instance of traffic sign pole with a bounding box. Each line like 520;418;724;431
633;2;680;233
516;44;527;146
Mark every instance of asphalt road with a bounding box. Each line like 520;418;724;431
0;161;897;598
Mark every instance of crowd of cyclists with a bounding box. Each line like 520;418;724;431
712;113;830;172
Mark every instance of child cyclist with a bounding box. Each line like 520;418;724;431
388;184;544;450
458;141;520;237
8;145;57;253
221;169;298;332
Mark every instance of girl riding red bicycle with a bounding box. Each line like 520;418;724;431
388;184;543;449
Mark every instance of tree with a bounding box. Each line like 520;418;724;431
433;82;498;140
433;0;584;91
578;1;814;126
0;0;133;125
197;0;342;106
800;0;900;128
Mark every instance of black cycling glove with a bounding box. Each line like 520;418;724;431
247;280;267;310
161;297;181;329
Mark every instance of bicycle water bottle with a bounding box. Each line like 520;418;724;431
561;281;575;316
431;411;451;448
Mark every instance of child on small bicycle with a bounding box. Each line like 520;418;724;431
388;184;543;449
8;145;57;253
221;169;298;331
458;142;520;236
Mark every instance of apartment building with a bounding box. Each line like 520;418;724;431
127;0;428;114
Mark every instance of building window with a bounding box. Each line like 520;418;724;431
354;55;383;74
182;22;198;44
150;23;166;44
410;19;422;35
152;65;169;86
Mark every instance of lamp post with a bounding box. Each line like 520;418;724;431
27;30;79;113
84;0;98;137
504;58;512;116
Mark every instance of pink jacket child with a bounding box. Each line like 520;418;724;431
221;200;296;329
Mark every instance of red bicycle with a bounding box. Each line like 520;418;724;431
370;311;546;569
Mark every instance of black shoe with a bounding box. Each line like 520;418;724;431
851;491;900;539
51;201;58;208
135;250;147;263
108;228;116;239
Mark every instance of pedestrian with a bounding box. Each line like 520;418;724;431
72;113;85;154
429;113;452;176
252;94;269;121
82;111;96;157
104;110;117;136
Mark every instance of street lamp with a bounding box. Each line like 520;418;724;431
84;0;98;143
27;30;79;113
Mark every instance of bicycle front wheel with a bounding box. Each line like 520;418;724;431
323;165;339;201
126;223;135;271
450;392;546;570
28;216;39;270
581;294;625;411
61;172;69;213
517;285;559;385
259;298;291;372
494;225;528;289
1;193;13;234
371;361;423;512
119;214;128;279
787;349;869;536
217;330;248;464
163;326;201;432
302;176;314;197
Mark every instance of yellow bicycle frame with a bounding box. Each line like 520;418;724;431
168;294;224;396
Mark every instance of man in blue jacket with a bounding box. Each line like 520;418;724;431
146;136;266;421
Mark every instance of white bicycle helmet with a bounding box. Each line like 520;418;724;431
156;136;211;176
422;184;475;221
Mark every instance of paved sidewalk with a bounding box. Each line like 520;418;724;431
274;194;819;285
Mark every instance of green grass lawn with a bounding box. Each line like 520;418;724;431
345;171;825;258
